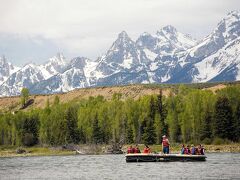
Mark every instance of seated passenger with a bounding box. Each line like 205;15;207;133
191;144;196;155
197;144;204;155
184;145;191;155
199;144;205;155
134;145;141;153
180;144;185;154
127;145;134;154
143;145;151;154
195;146;200;155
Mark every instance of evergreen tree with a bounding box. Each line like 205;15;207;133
92;113;103;144
157;90;168;137
22;112;39;146
214;96;234;140
65;105;80;144
166;94;181;142
200;109;212;141
126;122;134;144
79;126;86;143
142;97;156;145
234;101;240;141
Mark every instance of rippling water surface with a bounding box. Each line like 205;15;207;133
0;153;240;179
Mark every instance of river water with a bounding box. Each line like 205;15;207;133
0;153;239;179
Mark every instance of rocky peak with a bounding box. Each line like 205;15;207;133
110;31;135;50
49;53;66;64
0;55;7;66
162;25;177;34
69;57;87;69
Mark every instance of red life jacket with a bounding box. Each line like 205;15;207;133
184;148;188;154
134;148;140;153
143;147;150;153
127;147;133;154
162;138;169;147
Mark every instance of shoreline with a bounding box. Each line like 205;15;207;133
0;144;239;158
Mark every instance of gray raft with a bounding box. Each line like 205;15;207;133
126;153;207;162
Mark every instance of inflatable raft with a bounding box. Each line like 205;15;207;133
126;153;207;162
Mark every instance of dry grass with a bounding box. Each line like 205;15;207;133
203;84;227;93
0;85;171;112
0;83;227;112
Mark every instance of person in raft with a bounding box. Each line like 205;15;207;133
186;145;191;154
191;144;196;155
162;135;170;154
143;145;151;153
134;144;141;153
127;145;134;154
180;144;185;154
197;144;205;155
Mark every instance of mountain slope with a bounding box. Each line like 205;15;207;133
31;57;91;94
167;11;240;83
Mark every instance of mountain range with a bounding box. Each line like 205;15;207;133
0;11;240;97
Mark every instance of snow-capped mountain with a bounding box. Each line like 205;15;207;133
167;10;240;83
193;37;240;82
0;54;68;96
96;31;145;76
0;11;240;97
31;57;96;94
137;25;197;56
0;56;19;85
93;31;151;86
0;63;47;96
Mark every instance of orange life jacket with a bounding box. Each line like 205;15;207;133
143;147;150;153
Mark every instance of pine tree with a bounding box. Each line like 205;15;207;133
142;97;156;145
22;113;39;146
126;122;134;144
79;126;86;144
166;94;181;142
65;105;80;144
92;113;103;144
157;90;168;137
200;109;212;141
234;101;240;141
214;96;234;140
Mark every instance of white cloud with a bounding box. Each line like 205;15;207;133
0;0;239;64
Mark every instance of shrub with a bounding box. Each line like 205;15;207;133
212;137;225;145
202;138;212;145
22;133;35;146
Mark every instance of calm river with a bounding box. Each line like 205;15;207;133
0;153;240;179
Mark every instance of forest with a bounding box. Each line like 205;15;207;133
0;84;240;147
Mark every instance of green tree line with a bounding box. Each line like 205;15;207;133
0;85;240;147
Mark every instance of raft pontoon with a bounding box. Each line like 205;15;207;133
126;153;206;162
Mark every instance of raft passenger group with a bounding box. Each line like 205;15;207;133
127;135;205;155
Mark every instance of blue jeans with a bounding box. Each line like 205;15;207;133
163;146;169;154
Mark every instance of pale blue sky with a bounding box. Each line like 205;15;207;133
0;0;239;66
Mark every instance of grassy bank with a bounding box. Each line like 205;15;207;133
0;144;239;158
0;146;75;157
